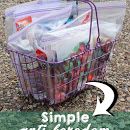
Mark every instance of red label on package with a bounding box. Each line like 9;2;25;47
82;11;91;24
16;16;32;31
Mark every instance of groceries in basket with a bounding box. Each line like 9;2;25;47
6;0;126;104
8;20;122;62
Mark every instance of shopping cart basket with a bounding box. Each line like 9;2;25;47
7;0;115;105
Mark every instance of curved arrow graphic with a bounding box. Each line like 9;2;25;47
86;82;116;116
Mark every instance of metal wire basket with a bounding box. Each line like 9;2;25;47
7;0;115;105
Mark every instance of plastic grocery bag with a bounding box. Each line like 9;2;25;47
5;0;76;36
5;1;37;37
8;4;74;50
79;1;126;32
36;23;92;61
7;2;83;61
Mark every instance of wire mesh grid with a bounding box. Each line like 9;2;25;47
7;40;115;105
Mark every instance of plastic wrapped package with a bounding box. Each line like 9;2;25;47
8;21;92;61
78;1;126;32
8;4;78;54
5;0;76;36
14;1;77;31
37;23;92;61
5;1;37;37
29;20;122;62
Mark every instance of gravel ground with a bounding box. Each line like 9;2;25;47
0;0;130;112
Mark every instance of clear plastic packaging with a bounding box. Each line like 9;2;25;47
5;1;37;37
14;0;76;22
79;1;126;29
5;0;76;36
8;4;74;40
37;23;92;61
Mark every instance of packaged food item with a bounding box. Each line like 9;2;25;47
14;3;76;31
5;1;37;37
8;4;74;41
15;16;32;31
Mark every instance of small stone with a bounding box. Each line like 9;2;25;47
0;105;3;111
28;105;33;109
92;90;97;93
120;98;125;102
11;80;17;85
75;96;79;101
126;97;130;103
7;91;11;96
1;108;8;112
87;100;91;103
49;107;54;112
13;96;18;100
122;93;127;97
32;104;37;108
87;90;91;94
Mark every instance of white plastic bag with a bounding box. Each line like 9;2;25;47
5;0;76;36
79;1;126;31
36;20;123;62
5;1;37;37
37;23;92;61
